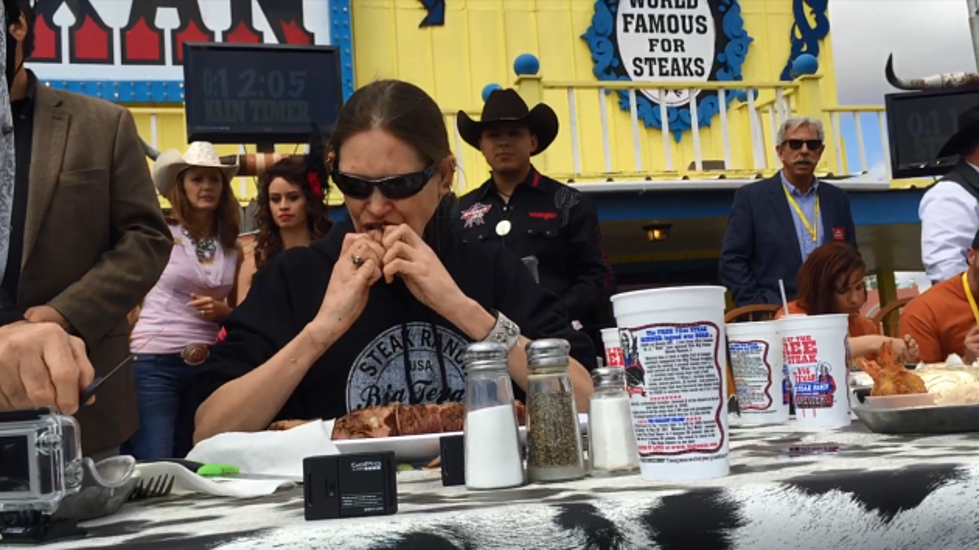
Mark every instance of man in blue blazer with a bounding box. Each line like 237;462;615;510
720;116;858;307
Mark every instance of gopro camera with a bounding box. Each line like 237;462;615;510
0;408;83;514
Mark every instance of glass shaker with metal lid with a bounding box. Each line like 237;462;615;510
463;342;525;490
525;339;585;482
588;367;639;476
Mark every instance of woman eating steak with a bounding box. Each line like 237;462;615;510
776;242;918;361
193;79;596;442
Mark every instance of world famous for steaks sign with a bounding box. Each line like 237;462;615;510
581;0;754;142
25;0;333;84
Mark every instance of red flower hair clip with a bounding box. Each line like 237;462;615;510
307;171;324;198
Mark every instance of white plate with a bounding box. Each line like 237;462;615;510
334;413;589;463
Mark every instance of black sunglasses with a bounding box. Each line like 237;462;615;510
784;139;823;151
331;158;439;200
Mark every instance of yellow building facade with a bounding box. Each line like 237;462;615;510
352;0;843;188
125;0;896;208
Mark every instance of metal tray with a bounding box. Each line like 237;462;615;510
853;403;979;434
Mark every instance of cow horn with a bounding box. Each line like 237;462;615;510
218;153;303;177
140;138;160;161
886;53;979;90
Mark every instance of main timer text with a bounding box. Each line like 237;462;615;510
201;68;311;125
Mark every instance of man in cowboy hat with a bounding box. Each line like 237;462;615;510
0;0;172;458
919;104;979;283
454;88;614;352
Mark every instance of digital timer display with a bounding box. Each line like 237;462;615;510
183;43;343;144
885;88;979;178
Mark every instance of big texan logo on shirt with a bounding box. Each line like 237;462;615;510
346;323;468;411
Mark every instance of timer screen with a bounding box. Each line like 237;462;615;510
885;88;979;178
183;43;343;144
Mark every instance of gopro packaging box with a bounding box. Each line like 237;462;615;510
303;451;398;521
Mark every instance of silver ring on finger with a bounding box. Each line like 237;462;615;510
352;254;364;268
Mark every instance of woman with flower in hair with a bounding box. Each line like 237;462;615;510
236;136;332;302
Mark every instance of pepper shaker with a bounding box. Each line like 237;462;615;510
463;342;525;490
525;339;585;482
588;367;639;476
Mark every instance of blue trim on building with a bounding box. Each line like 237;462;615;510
780;0;830;81
329;188;925;228
584;188;926;227
43;80;186;102
43;0;356;103
330;0;356;99
329;188;925;227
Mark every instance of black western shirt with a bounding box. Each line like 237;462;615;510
454;168;614;324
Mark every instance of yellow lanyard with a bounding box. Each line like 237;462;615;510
783;186;820;243
963;272;979;324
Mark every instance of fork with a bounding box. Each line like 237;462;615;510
128;474;175;502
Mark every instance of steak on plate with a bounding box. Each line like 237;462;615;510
331;405;399;440
330;400;527;440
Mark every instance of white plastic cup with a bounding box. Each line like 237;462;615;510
725;321;789;425
778;314;851;428
610;286;729;481
600;328;625;368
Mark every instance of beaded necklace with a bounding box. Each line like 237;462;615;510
181;226;217;263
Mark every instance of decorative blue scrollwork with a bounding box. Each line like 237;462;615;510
418;0;446;27
779;0;829;81
581;0;753;142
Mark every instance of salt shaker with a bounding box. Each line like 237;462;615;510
588;367;639;476
525;339;585;482
463;342;525;490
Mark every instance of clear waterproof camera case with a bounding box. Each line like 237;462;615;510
0;408;83;513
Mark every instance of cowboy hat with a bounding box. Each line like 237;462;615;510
152;142;240;197
456;89;559;155
938;105;979;159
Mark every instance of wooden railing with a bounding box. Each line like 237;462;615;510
508;74;891;183
541;80;802;179
823;105;890;179
126;77;894;196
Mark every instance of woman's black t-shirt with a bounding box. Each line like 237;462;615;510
195;220;597;422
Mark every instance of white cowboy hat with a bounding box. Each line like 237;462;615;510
152;142;239;197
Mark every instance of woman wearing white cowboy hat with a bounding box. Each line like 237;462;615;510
126;141;243;460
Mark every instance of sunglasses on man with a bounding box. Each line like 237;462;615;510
330;157;439;201
782;139;823;151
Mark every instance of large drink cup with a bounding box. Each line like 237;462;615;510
601;328;625;368
726;321;789;425
778;314;851;428
610;286;729;481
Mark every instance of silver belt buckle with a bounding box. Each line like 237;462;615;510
180;344;209;366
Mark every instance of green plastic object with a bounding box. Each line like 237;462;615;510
196;463;241;477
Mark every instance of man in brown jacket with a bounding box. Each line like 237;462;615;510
1;1;172;457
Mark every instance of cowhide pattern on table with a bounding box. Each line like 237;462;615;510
42;419;979;550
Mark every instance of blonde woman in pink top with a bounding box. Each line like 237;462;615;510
127;142;242;459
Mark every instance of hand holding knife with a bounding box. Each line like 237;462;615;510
79;327;166;405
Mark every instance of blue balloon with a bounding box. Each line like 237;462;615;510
481;83;503;102
513;53;540;76
791;54;819;77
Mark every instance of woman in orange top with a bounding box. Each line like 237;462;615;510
775;243;918;361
